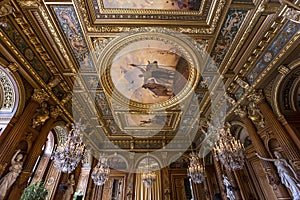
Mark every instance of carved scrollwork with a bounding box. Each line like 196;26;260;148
235;77;250;89
31;88;50;104
247;89;265;104
225;93;236;105
0;2;13;17
234;105;247;118
50;106;62;119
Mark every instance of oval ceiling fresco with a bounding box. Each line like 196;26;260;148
97;29;202;110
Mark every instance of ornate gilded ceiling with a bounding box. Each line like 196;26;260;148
0;0;300;161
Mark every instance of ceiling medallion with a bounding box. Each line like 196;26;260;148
96;27;202;111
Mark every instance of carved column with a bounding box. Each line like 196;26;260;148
0;89;49;175
225;170;242;200
248;90;300;167
234;106;290;199
8;106;61;199
213;156;227;200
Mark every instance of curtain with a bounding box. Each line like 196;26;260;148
135;171;162;200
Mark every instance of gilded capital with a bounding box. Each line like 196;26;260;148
247;89;265;104
234;105;247;118
50;106;62;118
31;88;50;104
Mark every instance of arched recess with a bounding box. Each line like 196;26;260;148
135;156;162;200
272;60;300;143
230;121;252;148
30;131;55;184
43;124;68;200
0;64;24;135
107;154;128;170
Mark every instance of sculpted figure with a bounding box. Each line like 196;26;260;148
222;174;235;200
0;149;23;200
256;151;300;200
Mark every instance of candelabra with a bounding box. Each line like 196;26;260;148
91;155;110;186
142;171;157;188
51;123;85;173
187;152;206;184
213;124;245;171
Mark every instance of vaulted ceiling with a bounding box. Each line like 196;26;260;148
0;0;299;162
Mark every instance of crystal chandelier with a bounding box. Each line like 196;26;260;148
91;155;110;186
187;152;206;184
142;171;157;188
51;123;85;173
213;124;245;170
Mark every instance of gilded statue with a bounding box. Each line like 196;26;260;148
247;102;265;128
32;102;49;128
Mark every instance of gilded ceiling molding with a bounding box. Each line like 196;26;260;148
12;11;59;75
0;29;73;120
16;0;39;8
74;0;227;34
221;0;271;74
36;6;77;74
224;22;300;119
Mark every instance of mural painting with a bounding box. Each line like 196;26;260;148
124;113;171;128
102;0;201;10
110;40;190;104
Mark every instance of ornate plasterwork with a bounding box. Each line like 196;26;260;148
0;67;15;112
74;0;228;34
211;10;247;67
53;125;68;145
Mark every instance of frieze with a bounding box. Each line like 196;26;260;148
210;9;247;68
247;22;300;84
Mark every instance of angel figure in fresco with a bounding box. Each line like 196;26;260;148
256;151;300;200
0;149;23;200
130;61;175;97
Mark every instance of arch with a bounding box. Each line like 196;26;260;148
30;131;55;184
0;65;20;135
272;59;300;118
230;120;252;148
135;155;161;171
53;125;69;145
169;154;189;168
107;153;128;170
